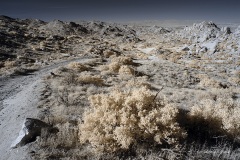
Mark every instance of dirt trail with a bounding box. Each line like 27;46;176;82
0;57;91;160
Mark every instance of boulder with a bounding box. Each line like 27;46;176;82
11;118;57;148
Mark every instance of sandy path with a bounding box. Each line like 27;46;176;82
0;57;90;160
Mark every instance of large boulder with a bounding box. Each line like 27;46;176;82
11;118;57;148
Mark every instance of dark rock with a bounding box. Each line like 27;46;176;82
0;15;15;21
50;72;55;76
221;27;231;34
0;52;17;60
182;47;190;51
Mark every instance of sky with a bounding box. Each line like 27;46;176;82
0;0;240;22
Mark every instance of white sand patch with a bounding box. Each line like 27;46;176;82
138;47;156;54
148;55;160;61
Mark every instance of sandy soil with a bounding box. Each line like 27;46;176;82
0;57;91;160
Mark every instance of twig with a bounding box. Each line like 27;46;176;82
153;86;164;101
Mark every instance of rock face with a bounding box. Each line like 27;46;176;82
38;20;89;36
221;27;231;34
11;118;52;148
86;21;139;42
181;21;221;42
149;26;170;34
235;25;240;35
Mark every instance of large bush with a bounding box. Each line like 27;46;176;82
79;87;186;152
189;98;240;139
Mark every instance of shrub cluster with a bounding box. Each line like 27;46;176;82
118;65;135;76
99;56;134;74
77;75;104;86
198;75;221;88
79;87;186;152
189;98;240;139
67;62;88;72
111;56;133;65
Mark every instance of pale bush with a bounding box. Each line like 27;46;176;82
4;60;17;68
98;56;134;74
228;77;240;85
103;50;116;58
77;75;104;86
189;98;240;138
118;65;135;76
100;62;132;75
108;62;121;73
125;77;151;89
67;62;88;72
196;88;235;101
210;87;237;99
110;56;133;65
98;65;109;72
79;87;186;153
108;56;134;73
198;75;221;88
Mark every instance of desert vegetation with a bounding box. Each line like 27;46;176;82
1;16;240;159
79;86;186;153
31;50;240;159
